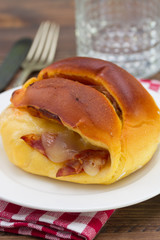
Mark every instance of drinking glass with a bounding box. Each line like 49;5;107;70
75;0;160;78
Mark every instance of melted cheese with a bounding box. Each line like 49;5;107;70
41;130;97;163
41;130;108;176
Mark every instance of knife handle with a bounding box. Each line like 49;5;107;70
0;38;32;92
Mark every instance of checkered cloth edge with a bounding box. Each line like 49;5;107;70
0;200;114;240
140;79;160;92
0;79;159;240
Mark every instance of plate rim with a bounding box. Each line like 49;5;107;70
0;86;160;212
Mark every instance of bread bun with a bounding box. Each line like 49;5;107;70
1;57;160;184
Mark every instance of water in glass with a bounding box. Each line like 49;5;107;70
75;0;160;78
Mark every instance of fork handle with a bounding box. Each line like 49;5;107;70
12;68;32;88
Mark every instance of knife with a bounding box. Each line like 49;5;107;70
0;38;32;92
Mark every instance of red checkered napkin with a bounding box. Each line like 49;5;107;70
0;79;159;240
140;79;160;92
0;200;114;240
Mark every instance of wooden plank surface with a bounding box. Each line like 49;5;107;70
0;0;160;239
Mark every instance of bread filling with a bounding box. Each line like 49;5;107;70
21;130;110;177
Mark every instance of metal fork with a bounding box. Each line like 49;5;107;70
12;21;60;87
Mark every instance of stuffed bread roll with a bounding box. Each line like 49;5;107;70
1;57;160;184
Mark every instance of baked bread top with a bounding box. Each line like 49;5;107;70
1;57;160;184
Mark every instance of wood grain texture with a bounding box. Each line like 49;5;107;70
0;0;160;239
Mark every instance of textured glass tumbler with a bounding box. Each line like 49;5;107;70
75;0;160;78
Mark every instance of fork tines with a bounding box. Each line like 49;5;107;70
12;21;60;87
23;21;60;67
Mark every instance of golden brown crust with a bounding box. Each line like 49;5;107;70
38;57;159;125
11;77;122;147
1;57;160;184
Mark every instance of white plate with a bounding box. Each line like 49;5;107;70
0;87;160;212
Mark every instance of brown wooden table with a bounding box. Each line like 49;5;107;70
0;0;160;239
